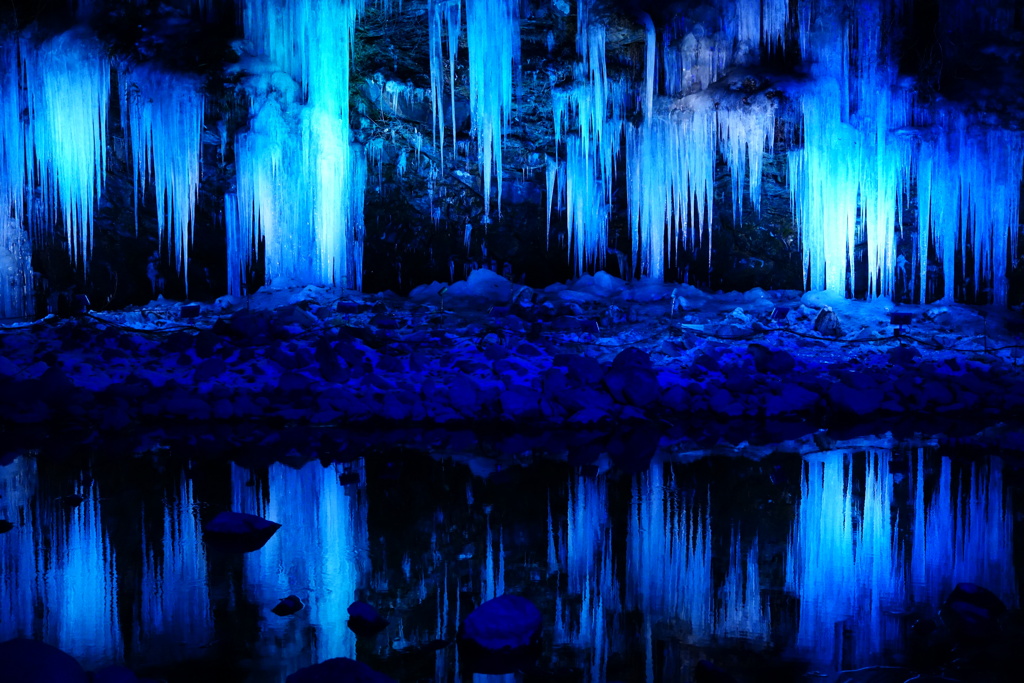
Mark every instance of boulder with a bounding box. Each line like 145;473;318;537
348;600;389;637
0;638;87;683
203;511;281;553
460;594;542;674
286;657;396;683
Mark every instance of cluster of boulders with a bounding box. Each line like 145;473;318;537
1;294;1023;429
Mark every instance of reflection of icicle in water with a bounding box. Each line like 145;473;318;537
42;480;123;668
481;517;504;602
716;536;769;642
785;450;902;669
552;473;617;683
627;463;712;642
138;476;212;663
231;459;369;673
0;457;38;643
910;452;1016;607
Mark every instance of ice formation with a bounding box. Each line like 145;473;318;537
23;29;110;272
465;0;519;219
0;0;1022;314
785;451;903;667
230;0;367;294
121;65;205;289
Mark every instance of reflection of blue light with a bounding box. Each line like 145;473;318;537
45;482;123;668
786;451;901;668
0;457;38;643
910;452;1016;607
627;463;713;641
138;476;212;663
1;460;123;668
231;459;369;672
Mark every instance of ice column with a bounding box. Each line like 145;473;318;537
910;453;1016;607
466;0;519;218
232;0;366;294
1;42;33;317
121;65;204;289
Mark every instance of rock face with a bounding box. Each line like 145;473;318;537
0;638;88;683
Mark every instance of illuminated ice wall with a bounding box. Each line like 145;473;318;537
1;0;1022;312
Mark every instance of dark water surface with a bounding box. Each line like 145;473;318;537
0;430;1020;682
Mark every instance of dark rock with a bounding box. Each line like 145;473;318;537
203;511;281;553
552;354;604;385
612;346;652;370
694;660;737;683
828;384;884;416
887;345;921;366
286;657;396;683
0;638;88;683
179;303;201;319
813;306;844;337
347;600;389;637
194;357;227;383
834;666;914;683
272;595;304;616
747;343;796;374
460;594;542;674
941;582;1007;640
0;519;13;533
604;364;660;407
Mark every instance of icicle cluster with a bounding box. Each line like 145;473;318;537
23;29;110;271
230;0;367;295
1;42;33;318
121;65;205;290
465;0;519;219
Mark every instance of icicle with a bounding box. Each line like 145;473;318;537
545;156;557;250
428;0;461;169
233;0;367;291
1;42;33;317
23;29;110;272
627;102;716;281
910;454;1016;606
121;64;205;291
465;0;519;218
786;450;903;667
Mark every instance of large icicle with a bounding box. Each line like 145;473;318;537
465;0;519;218
23;28;110;271
232;0;366;292
627;102;716;281
121;65;205;290
1;42;33;318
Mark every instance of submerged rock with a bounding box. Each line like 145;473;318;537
203;511;281;552
272;595;305;616
285;657;396;683
460;594;542;674
347;600;389;637
0;638;88;683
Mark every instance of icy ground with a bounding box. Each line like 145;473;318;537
2;269;1023;446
